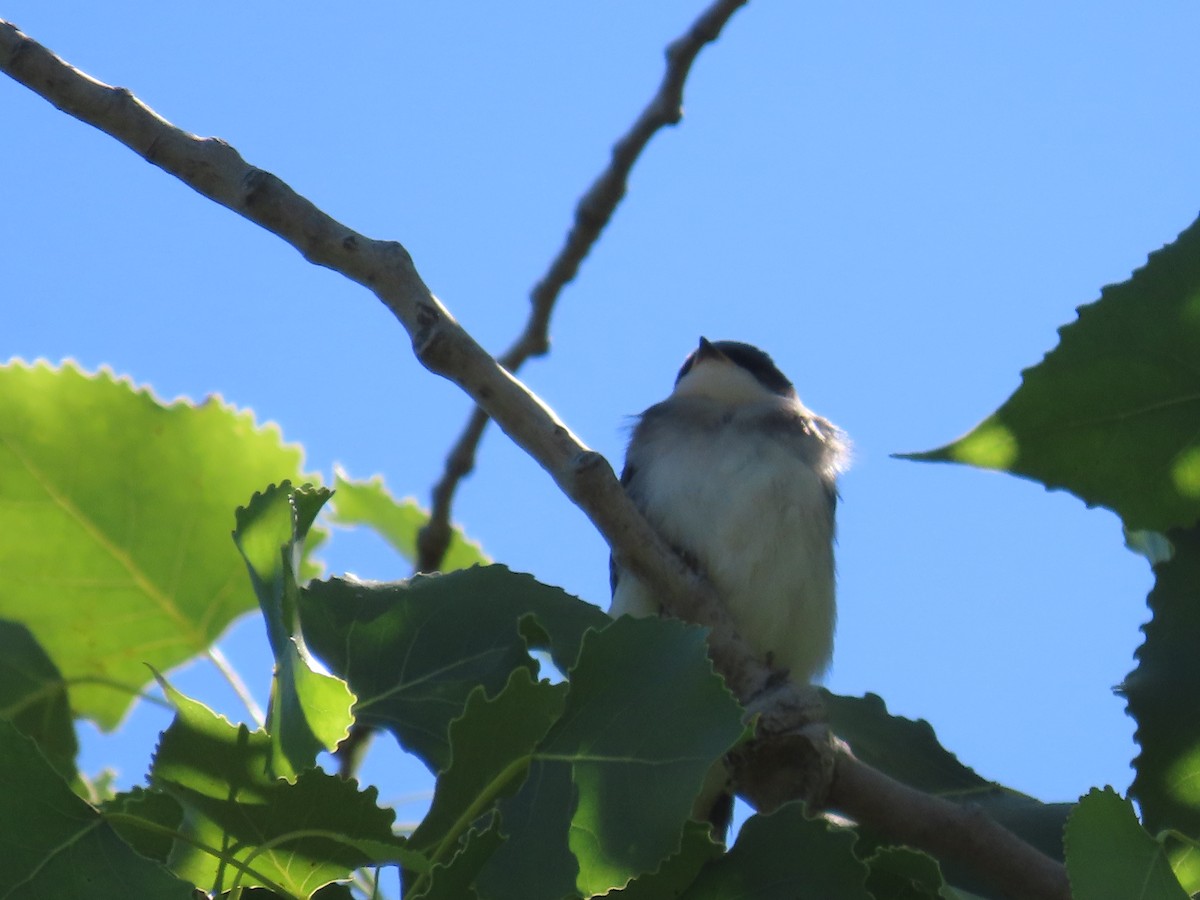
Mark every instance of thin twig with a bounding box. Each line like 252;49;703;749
0;22;1070;898
415;0;750;573
207;646;265;727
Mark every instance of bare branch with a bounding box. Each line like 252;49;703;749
416;0;749;572
0;16;767;693
0;20;1069;898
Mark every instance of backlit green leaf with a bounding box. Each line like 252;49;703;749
0;361;313;729
328;469;488;572
149;677;414;898
233;482;354;779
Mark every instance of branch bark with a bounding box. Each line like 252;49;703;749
0;18;1069;900
416;0;749;572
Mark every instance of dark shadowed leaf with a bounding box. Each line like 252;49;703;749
903;216;1200;533
1124;525;1200;837
476;617;745;900
299;566;608;771
0;619;77;781
409;812;504;900
863;846;954;899
1065;787;1186;900
825;690;1069;867
681;803;871;900
607;822;722;899
103;786;183;864
0;719;194;899
410;668;566;858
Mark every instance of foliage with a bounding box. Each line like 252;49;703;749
4;180;1200;900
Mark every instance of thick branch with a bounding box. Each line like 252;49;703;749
0;20;1069;898
830;754;1071;900
416;0;749;572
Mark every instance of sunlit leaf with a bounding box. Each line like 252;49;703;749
149;677;416;898
233;482;354;778
0;361;313;729
328;468;488;571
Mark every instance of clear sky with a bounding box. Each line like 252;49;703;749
5;3;1199;827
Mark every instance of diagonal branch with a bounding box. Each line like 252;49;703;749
0;16;758;691
415;0;749;572
0;20;1069;899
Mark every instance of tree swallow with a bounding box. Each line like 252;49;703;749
610;337;849;685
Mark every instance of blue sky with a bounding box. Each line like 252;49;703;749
5;3;1199;825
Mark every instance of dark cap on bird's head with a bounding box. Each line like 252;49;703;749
675;337;796;398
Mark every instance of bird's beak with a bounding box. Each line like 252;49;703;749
696;337;725;361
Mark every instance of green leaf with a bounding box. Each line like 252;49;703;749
0;361;313;729
0;718;194;899
606;821;722;899
149;677;414;899
413;812;504;900
328;468;488;571
825;691;1068;866
825;692;984;795
864;846;953;900
1065;787;1187;900
211;888;355;900
103;786;184;864
1124;525;1200;835
476;616;745;900
1166;837;1200;897
902;216;1200;532
410;668;567;857
299;565;609;772
680;803;871;900
233;482;354;778
0;619;77;781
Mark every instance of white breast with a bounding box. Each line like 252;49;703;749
611;415;837;683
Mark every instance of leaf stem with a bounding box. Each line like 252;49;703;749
207;645;265;726
103;811;293;896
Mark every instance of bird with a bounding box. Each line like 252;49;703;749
610;337;848;682
609;337;848;831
